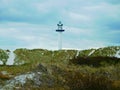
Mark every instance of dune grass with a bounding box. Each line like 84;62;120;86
1;47;120;89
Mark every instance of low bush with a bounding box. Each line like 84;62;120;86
70;56;120;67
64;71;113;90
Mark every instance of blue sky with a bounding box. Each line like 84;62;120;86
0;0;120;50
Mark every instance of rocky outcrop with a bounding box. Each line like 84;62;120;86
0;64;55;90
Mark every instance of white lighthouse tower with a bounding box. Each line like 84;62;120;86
56;21;65;50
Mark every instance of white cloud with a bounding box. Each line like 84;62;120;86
65;26;94;36
69;12;91;22
0;22;58;50
0;0;120;50
84;2;120;18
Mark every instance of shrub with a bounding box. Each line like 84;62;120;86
70;56;120;67
64;71;113;90
0;49;9;65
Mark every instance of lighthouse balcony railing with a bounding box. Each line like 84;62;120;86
56;30;65;32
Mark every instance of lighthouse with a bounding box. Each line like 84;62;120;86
56;21;65;50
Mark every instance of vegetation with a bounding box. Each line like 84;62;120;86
70;56;120;67
0;46;120;90
0;49;9;65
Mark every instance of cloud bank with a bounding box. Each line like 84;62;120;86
0;0;120;50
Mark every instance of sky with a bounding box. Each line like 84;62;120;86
0;0;120;50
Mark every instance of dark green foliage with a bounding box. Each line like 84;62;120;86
70;56;120;67
0;49;9;65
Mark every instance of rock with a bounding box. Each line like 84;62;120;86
0;64;55;89
33;64;48;74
